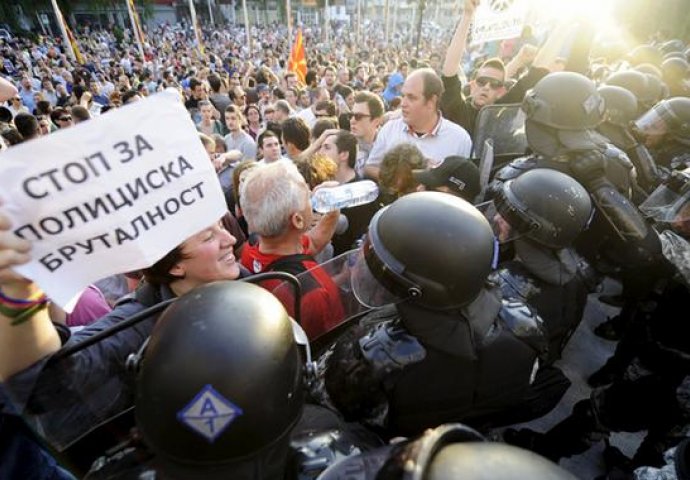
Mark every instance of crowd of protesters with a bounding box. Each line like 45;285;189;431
2;0;690;477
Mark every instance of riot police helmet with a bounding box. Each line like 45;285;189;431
523;72;605;131
350;192;496;310
627;44;663;67
662;57;690;85
135;281;305;473
522;72;605;155
598;85;640;128
605;70;652;106
634;97;690;146
494;169;592;249
375;423;577;480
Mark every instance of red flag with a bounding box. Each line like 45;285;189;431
288;29;307;85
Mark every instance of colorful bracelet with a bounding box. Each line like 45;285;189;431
0;288;47;307
0;301;49;326
0;288;49;326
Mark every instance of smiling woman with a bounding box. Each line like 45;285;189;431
0;213;242;458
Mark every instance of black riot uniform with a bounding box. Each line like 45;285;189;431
317;423;577;480
309;192;570;438
596;84;661;194
86;282;377;480
494;169;594;364
505;178;690;472
491;71;663;280
635;97;690;171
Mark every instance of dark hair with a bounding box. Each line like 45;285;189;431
142;246;188;286
188;78;203;91
281;117;310;151
354;91;384;118
312;117;339;140
305;70;318;86
208;74;222;93
71;105;91;122
314;100;337;116
258;129;279;148
121;89;140;104
35;100;52;116
334;130;357;168
14;113;39;140
244;104;262;122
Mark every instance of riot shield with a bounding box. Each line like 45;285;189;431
271;250;371;344
472;103;528;171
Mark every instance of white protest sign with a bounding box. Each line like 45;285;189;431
471;0;528;45
0;89;226;309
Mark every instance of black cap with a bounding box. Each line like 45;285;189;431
413;156;481;201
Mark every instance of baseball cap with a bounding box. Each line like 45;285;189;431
413;156;481;202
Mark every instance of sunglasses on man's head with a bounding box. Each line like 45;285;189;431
475;77;504;89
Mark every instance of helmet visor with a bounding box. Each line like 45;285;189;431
350;243;411;308
634;102;676;136
640;181;690;237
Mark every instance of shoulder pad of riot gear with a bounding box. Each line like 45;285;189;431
358;321;427;378
498;299;548;353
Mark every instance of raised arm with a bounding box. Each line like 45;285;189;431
442;0;479;78
0;208;60;381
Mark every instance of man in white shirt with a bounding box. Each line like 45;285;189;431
364;68;472;180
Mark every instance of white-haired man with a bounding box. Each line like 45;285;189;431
239;162;345;339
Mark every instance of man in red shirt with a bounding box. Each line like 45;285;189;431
239;161;345;339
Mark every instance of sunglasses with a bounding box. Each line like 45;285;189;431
475;77;504;89
58;116;72;121
350;113;372;121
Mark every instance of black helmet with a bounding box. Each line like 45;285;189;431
605;70;651;106
660;39;686;56
627;44;663;67
523;72;605;131
135;281;305;470
598;85;639;128
351;192;495;310
634;63;663;79
634;97;690;146
662;57;690;84
522;73;605;155
494;169;592;249
376;424;577;480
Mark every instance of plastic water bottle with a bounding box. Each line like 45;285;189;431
311;180;379;213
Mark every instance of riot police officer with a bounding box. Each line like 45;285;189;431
491;72;663;317
318;423;577;480
87;281;375;480
596;85;661;194
634;97;690;171
504;173;690;473
309;192;570;438
494;169;594;363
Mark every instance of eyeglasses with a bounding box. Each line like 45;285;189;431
350;113;372;121
475;77;504;89
58;116;72;121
